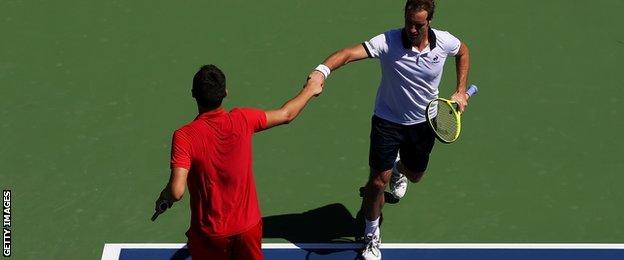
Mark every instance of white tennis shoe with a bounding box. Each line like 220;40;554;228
361;233;381;260
389;158;408;199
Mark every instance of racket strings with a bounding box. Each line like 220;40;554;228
431;101;459;142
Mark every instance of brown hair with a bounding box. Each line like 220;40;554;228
404;0;436;20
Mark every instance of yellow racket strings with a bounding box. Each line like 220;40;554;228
433;101;459;142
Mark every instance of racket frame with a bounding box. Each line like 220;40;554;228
425;84;478;144
425;98;462;144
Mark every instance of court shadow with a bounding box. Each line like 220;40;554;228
169;247;190;260
263;203;366;258
263;203;361;243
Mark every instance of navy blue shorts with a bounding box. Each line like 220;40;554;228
369;115;435;172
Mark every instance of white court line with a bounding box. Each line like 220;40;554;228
261;243;624;249
102;244;188;260
102;243;624;260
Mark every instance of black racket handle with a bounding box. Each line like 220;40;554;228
151;200;170;222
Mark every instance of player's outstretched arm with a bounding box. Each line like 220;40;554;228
264;77;323;129
308;44;369;82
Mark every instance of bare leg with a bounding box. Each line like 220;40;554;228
396;160;425;183
362;168;392;222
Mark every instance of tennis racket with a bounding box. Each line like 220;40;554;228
425;84;478;144
151;199;171;222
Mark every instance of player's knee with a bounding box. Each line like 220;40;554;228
367;178;387;191
367;172;390;191
405;171;425;183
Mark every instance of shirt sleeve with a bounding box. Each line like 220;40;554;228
170;129;192;170
442;31;461;56
363;33;388;58
236;108;267;133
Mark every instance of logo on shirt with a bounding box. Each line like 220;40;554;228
431;55;440;63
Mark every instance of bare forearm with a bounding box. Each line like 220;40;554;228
160;168;188;202
159;184;177;201
265;78;322;128
278;87;317;123
322;49;352;71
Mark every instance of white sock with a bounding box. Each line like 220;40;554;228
393;160;403;176
393;152;402;173
365;217;380;237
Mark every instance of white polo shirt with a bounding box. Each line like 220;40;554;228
363;27;461;125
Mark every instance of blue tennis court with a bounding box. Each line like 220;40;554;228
102;243;624;260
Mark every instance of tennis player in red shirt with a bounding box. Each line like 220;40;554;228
154;64;323;259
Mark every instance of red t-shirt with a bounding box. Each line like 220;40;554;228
170;108;267;238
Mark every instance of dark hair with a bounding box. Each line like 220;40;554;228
404;0;435;20
192;64;227;110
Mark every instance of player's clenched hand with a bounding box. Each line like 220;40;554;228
155;195;171;213
451;90;469;113
307;70;325;85
305;71;324;96
304;80;323;97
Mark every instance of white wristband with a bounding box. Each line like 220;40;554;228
314;64;331;79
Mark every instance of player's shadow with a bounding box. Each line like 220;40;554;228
262;202;389;257
263;203;364;258
263;203;361;243
169;248;189;260
263;189;394;245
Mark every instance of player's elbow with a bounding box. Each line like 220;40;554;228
170;192;183;202
265;109;297;128
282;109;297;124
169;187;185;201
332;48;352;65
